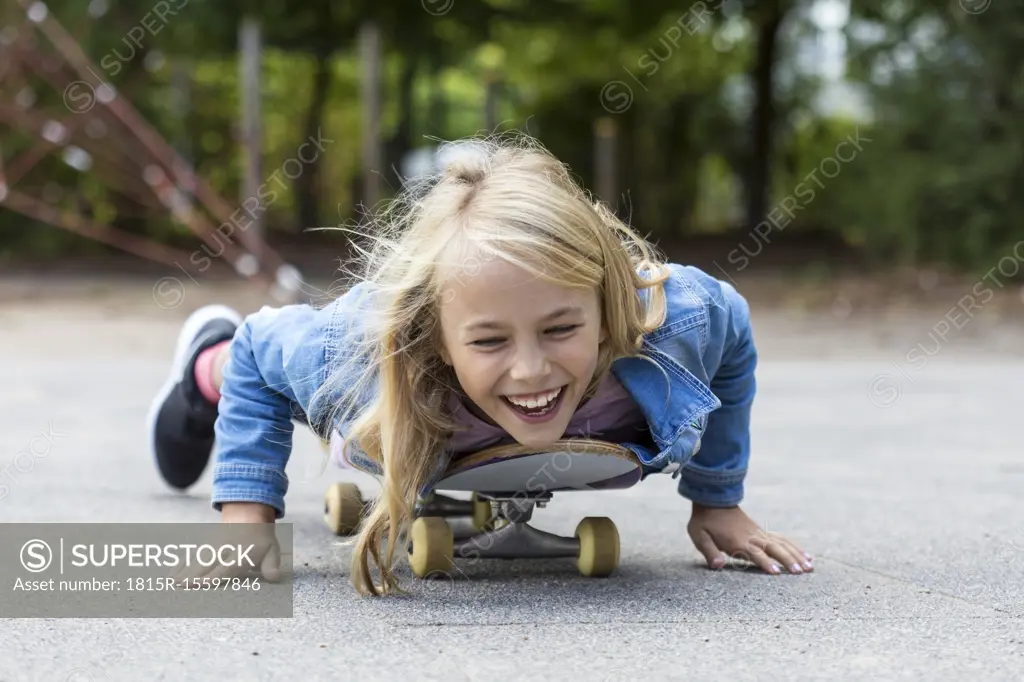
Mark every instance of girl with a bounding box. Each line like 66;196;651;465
147;134;814;596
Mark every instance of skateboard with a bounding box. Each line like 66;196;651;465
323;438;643;579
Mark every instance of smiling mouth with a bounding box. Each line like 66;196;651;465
501;385;566;419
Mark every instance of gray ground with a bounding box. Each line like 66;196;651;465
1;272;1022;681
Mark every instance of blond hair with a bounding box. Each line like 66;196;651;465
317;133;671;596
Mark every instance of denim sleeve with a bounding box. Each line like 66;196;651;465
210;301;337;519
676;277;757;507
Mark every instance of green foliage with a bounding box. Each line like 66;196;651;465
835;0;1024;268
1;0;1021;270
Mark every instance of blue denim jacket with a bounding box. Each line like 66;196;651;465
210;263;757;519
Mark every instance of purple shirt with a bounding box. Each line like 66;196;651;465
444;372;649;454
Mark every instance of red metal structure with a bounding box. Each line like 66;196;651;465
0;0;304;301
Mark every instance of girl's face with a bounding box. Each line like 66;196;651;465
437;253;606;449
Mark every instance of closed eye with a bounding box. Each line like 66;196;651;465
471;337;504;347
469;324;581;348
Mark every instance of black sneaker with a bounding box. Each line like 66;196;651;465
147;304;242;490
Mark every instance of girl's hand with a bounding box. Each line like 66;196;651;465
217;503;281;581
172;503;281;586
687;504;814;575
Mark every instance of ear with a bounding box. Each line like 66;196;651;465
598;324;608;345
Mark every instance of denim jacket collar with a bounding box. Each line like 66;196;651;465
611;343;718;454
609;264;721;461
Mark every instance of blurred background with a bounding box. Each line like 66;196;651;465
0;0;1020;300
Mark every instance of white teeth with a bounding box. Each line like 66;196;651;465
507;386;562;408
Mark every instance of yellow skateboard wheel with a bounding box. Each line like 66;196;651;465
575;517;619;577
324;483;364;536
408;517;454;578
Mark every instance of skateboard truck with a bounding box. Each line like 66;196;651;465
448;492;581;561
409;490;619;578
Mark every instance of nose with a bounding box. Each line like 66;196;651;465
508;341;551;383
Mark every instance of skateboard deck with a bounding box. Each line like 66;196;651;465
435;439;643;493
